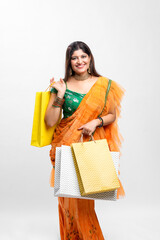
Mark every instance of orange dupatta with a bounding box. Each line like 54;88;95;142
50;76;125;198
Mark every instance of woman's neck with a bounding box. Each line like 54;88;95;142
74;72;91;81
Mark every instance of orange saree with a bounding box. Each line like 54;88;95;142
50;76;125;239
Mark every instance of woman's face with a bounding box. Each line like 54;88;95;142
70;49;91;75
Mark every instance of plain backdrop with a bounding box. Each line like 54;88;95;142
0;0;160;239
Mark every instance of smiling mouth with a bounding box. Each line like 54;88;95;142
76;64;85;68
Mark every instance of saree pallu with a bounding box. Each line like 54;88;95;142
49;76;125;239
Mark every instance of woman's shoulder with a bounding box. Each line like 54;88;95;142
100;76;125;95
100;76;111;88
101;76;121;87
100;76;112;82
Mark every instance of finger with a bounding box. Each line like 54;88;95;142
50;78;55;85
82;129;86;134
83;131;89;135
86;130;92;136
50;81;55;87
60;78;64;84
82;128;89;134
50;77;54;82
78;126;84;130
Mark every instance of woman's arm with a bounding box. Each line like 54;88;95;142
45;93;62;127
96;107;116;127
78;107;116;136
45;78;66;127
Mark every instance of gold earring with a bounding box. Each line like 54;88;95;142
70;68;73;75
88;65;91;74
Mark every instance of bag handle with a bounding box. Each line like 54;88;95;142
79;133;96;143
44;81;55;92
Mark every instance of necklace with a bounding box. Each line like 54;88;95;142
74;72;91;81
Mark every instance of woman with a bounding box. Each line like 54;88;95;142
45;41;125;240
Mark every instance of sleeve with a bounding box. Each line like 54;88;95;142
103;80;125;152
50;87;58;94
104;80;125;118
102;78;125;199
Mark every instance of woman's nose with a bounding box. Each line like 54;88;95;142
77;57;82;64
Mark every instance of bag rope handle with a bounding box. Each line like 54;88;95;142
79;133;96;143
44;81;55;92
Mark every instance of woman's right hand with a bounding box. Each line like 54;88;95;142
50;77;66;98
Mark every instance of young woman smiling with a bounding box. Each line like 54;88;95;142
45;41;125;239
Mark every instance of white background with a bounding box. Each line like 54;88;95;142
0;0;160;239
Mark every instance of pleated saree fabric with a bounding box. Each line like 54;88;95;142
49;76;125;239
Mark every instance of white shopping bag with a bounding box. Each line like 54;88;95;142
54;145;119;201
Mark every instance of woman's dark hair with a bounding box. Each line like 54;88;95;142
64;41;101;81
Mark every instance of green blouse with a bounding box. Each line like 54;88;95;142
50;84;86;119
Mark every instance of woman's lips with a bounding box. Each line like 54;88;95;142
76;64;85;69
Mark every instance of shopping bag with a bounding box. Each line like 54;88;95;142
71;138;120;196
54;145;120;201
31;84;61;147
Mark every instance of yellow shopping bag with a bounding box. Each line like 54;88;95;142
71;136;120;196
31;84;61;147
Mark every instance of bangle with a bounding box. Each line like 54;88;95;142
52;96;65;108
97;116;103;128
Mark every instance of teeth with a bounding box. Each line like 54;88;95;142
77;65;85;67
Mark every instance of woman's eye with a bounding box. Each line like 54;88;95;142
71;55;86;60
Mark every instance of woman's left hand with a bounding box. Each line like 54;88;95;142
78;119;99;136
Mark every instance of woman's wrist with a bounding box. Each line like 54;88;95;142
94;118;102;127
52;96;65;108
57;92;65;98
96;117;103;128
